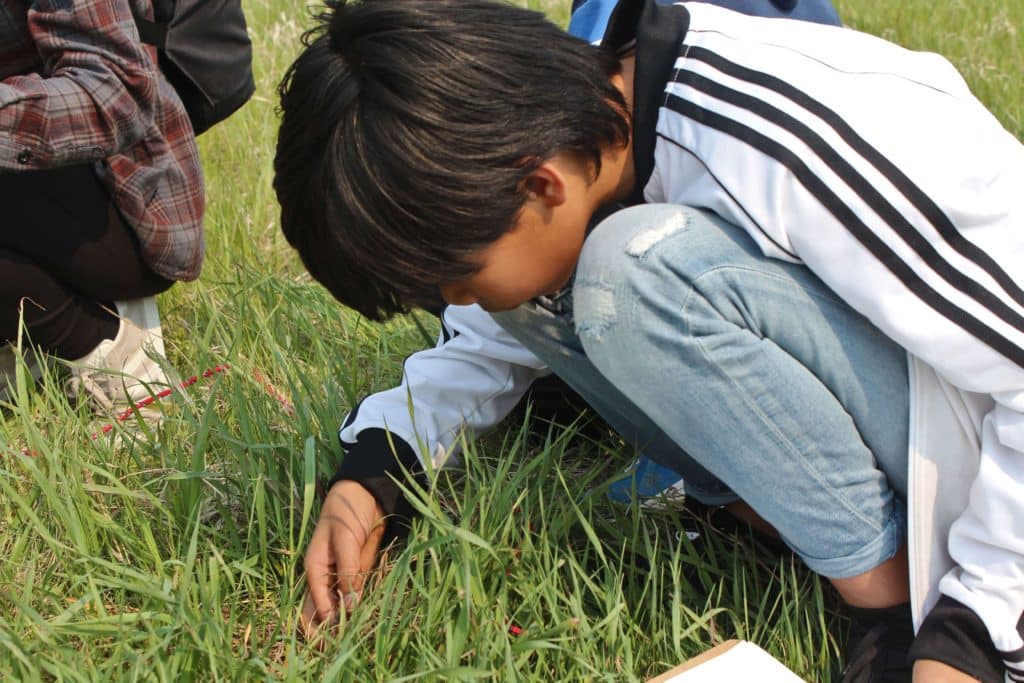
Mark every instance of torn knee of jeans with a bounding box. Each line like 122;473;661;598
572;281;617;338
623;208;690;259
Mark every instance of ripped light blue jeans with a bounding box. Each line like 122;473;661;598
492;205;909;579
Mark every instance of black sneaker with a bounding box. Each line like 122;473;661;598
837;602;914;683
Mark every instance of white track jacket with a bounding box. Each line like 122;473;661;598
336;2;1024;674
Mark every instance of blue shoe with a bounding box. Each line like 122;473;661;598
606;455;687;508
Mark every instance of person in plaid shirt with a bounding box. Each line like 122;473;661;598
0;0;204;409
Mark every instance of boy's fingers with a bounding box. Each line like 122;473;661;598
299;590;322;639
359;517;386;573
303;536;338;623
332;523;368;608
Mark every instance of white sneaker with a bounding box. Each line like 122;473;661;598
66;297;174;414
1;343;44;403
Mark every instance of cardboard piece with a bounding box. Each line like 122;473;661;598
646;640;805;683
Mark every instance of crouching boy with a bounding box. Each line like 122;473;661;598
273;1;1024;681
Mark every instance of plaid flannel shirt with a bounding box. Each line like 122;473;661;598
0;0;205;281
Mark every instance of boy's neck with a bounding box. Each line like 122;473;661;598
597;55;637;205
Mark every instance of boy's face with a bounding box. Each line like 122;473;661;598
438;157;596;312
438;196;591;312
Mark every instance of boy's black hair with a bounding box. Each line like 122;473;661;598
274;0;629;320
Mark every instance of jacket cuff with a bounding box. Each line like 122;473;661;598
909;594;1004;683
328;428;425;527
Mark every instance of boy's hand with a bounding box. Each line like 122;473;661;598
300;480;386;637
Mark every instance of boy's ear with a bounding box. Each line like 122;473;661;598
522;162;567;208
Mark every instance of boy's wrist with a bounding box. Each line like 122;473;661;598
323;479;386;518
329;427;425;524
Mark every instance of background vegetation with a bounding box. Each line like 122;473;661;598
2;0;1020;679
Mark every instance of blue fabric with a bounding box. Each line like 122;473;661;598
605;454;688;504
569;0;841;44
566;0;842;506
573;205;909;577
493;205;909;577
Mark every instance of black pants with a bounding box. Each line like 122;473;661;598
1;164;173;360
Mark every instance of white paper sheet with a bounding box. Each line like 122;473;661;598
662;641;805;682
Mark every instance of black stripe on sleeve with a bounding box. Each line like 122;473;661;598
1014;609;1024;652
654;131;798;260
662;92;1024;368
1005;608;1024;665
439;310;461;343
338;396;367;449
681;45;1024;310
669;66;1024;342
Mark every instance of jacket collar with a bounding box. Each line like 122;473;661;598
602;0;691;205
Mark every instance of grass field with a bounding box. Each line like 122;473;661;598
2;0;1021;680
